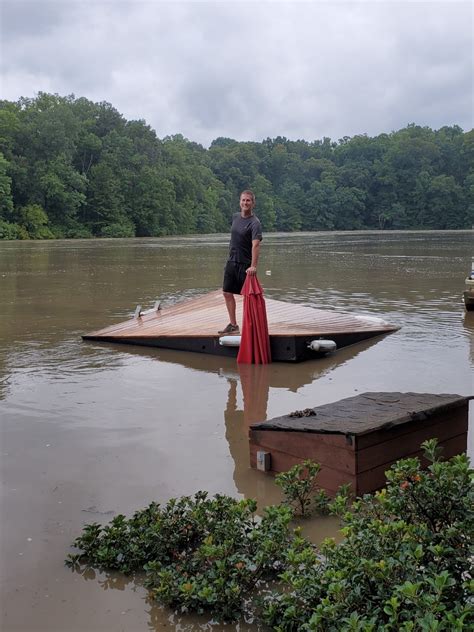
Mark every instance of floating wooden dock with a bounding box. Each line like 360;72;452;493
82;290;399;362
249;392;470;495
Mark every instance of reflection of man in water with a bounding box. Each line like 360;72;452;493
219;191;262;335
223;377;245;488
223;366;275;502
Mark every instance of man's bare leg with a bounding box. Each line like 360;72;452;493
223;291;237;325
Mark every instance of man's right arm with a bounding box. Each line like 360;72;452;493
246;239;260;275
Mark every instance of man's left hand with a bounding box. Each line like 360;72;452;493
246;266;257;276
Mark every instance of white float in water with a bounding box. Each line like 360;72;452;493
219;335;241;347
307;339;337;353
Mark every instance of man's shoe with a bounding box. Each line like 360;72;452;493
218;323;240;335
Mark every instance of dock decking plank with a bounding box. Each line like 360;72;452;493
84;290;398;339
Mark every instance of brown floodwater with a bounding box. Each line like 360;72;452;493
1;231;473;631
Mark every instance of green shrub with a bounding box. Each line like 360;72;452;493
262;439;473;630
63;225;93;239
275;459;330;517
100;222;135;238
67;492;294;621
0;219;20;239
66;440;473;628
17;204;55;239
50;223;93;239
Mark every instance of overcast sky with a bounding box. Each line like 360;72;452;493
1;0;472;146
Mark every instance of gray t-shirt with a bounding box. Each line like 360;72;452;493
227;213;262;265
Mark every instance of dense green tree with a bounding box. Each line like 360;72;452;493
16;203;54;239
427;175;464;229
86;161;129;235
250;174;276;231
275;183;303;231
0;100;21;155
38;156;87;232
0;93;472;239
463;173;474;228
0;152;14;219
301;177;337;231
128;167;176;236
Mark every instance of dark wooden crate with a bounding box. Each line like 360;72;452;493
249;392;470;496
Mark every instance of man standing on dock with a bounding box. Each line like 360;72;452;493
218;190;262;334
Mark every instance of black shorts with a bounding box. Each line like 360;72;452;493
223;260;247;294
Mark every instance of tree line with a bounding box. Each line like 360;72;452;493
0;92;473;239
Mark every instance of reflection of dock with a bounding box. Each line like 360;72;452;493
85;337;386;501
83;290;399;362
89;332;383;390
249;392;470;496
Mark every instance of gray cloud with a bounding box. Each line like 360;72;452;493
1;0;472;146
1;0;71;39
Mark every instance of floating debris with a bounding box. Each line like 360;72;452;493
288;408;316;418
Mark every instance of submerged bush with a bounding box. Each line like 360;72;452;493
275;458;351;517
67;440;473;628
275;459;326;517
262;439;473;630
67;491;294;621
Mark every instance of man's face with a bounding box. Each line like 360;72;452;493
240;194;255;214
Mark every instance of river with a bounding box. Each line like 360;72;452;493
1;231;473;631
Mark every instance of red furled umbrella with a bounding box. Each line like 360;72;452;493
237;275;271;364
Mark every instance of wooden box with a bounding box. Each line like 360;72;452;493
249;392;470;496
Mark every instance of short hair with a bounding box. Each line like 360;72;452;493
240;190;255;203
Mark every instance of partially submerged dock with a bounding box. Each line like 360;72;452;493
249;392;469;495
83;290;399;362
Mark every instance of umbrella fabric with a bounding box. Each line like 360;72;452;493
237;275;271;364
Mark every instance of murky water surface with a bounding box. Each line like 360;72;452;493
1;231;473;631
